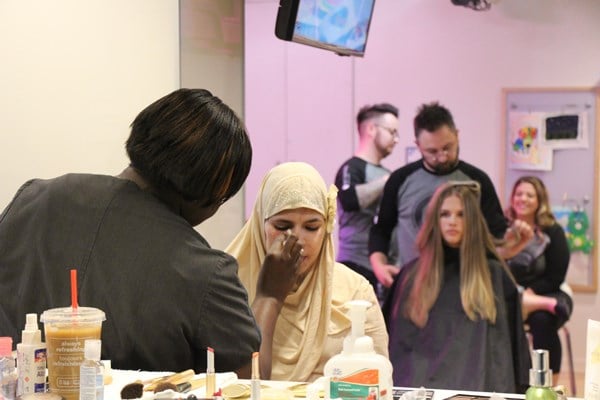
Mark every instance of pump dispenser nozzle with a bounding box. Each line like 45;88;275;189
341;300;374;354
525;349;556;400
21;313;41;345
529;349;552;387
347;300;371;339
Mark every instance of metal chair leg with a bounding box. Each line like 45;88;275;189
560;325;576;396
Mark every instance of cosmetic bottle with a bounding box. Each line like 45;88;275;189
79;339;104;400
17;313;47;396
324;300;393;400
526;349;557;400
206;347;215;398
0;336;17;400
251;352;260;400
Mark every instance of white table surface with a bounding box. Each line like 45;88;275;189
106;370;581;400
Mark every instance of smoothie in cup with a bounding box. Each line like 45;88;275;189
41;307;105;400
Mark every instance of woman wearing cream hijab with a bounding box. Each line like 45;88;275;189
226;162;388;382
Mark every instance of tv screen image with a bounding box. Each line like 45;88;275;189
275;0;376;57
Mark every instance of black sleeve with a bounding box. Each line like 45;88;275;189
382;259;415;328
194;253;261;372
335;158;364;212
529;223;570;294
369;168;404;255
461;163;507;238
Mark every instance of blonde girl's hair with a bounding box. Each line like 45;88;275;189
404;181;507;328
506;176;556;228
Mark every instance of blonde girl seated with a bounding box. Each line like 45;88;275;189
384;181;530;393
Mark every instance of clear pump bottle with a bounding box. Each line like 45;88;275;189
526;349;557;400
0;336;17;400
79;339;104;400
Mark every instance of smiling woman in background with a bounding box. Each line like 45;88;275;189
384;181;530;393
505;176;572;382
226;162;388;382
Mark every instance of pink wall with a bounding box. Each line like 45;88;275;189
245;0;600;203
245;1;356;215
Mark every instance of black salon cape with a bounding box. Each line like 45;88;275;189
383;247;530;393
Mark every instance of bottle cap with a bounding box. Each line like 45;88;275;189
22;313;42;345
84;339;102;361
529;349;552;387
25;313;38;331
0;336;13;357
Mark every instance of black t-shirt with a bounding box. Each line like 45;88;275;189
0;174;260;373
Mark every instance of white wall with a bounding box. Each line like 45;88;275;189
179;0;247;249
0;1;179;209
245;0;600;377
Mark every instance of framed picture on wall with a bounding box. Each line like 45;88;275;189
501;87;600;293
405;146;420;164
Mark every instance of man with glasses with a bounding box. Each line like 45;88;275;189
369;101;531;289
335;103;399;302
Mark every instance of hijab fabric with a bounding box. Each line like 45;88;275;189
226;162;349;381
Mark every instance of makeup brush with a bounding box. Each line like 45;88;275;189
145;369;195;392
154;380;193;393
120;381;144;399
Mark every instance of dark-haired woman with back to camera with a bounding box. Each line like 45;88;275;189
505;176;573;384
384;181;530;393
0;89;263;377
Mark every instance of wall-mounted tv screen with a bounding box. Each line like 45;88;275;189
275;0;376;57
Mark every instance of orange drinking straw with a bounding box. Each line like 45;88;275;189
70;269;78;309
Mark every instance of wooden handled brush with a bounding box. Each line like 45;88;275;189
144;369;195;392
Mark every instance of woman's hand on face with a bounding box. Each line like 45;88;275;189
256;231;303;302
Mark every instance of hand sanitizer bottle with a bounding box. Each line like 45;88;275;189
0;337;17;400
17;313;47;396
79;339;104;400
324;300;393;400
526;349;557;400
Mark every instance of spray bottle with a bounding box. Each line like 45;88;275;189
16;313;47;396
526;349;557;400
323;300;393;400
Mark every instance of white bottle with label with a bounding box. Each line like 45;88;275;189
16;313;47;396
324;300;393;400
79;339;104;400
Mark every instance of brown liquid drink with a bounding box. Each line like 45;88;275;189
41;307;105;400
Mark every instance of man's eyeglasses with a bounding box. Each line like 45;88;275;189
419;141;457;161
375;124;399;138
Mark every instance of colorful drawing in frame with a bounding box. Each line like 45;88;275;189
508;111;553;171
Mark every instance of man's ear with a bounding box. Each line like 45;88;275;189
367;120;378;137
